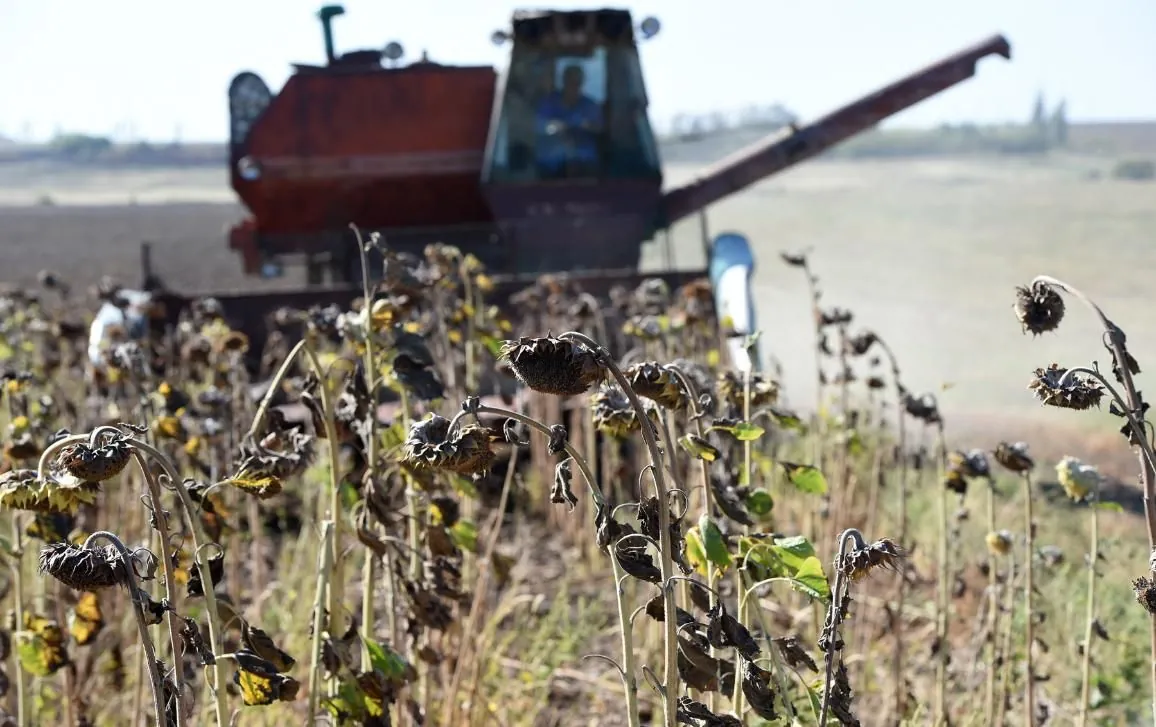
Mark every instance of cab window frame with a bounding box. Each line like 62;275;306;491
485;35;661;184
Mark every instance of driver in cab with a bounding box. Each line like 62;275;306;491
535;64;602;178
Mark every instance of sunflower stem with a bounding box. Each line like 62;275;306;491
934;423;949;725
10;514;26;727
984;478;1000;727
1023;470;1036;727
82;531;166;727
559;330;680;727
126;438;229;727
307;520;335;721
1078;478;1101;727
819;528;864;726
132;451;186;727
352;224;379;672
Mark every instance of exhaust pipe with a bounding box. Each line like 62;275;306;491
709;232;759;373
317;5;346;64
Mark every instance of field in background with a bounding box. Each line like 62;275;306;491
2;132;1155;473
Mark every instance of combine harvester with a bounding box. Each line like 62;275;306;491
146;5;1011;368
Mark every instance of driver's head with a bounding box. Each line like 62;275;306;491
561;65;584;98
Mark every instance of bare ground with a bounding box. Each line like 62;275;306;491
2;153;1155;476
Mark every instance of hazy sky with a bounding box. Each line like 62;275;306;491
2;0;1153;143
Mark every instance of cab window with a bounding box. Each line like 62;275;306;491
487;47;609;182
486;37;662;184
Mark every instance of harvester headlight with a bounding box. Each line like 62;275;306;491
237;156;261;181
639;16;661;40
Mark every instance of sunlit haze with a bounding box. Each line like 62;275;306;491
2;0;1154;143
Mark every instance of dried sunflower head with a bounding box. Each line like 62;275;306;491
1014;281;1065;335
1055;456;1101;501
948;449;992;480
985;530;1013;556
56;434;132;483
994;442;1034;474
901;391;941;426
717;371;779;410
0;469;100;514
845;332;878;357
837;538;906;581
402;414;496;476
1028;364;1104;411
38;542;126;591
498;336;603;396
1132;577;1156;614
591;385;657;439
625;362;688;410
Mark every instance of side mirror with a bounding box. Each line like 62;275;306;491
708;232;759;373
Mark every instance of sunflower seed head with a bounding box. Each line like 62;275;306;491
402;414;496;476
1014;281;1065;335
1028;364;1104;411
498;336;603;396
38;542;126;591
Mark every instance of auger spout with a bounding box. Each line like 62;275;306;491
660;34;1012;226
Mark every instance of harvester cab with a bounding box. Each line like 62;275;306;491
481;10;667;275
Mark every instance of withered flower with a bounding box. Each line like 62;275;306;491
837;538;906;582
818;308;853;328
38;543;126;591
844;331;878;356
717;371;779;410
901;390;941;426
948;449;991;480
238;428;316;481
986;530;1013;556
780;251;808;267
994;441;1034;474
57;436;132;483
591;385;656;439
498;336;603;396
1132;577;1156;614
402;414;496;476
1028;364;1104;411
0;469;100;514
1055;456;1101;501
625;362;688;410
943;468;968;496
1014;281;1065;335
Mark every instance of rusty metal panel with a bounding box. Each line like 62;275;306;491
233;64;498;235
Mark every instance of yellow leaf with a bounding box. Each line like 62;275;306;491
68;592;104;646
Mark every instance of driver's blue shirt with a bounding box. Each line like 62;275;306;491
535;93;601;171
